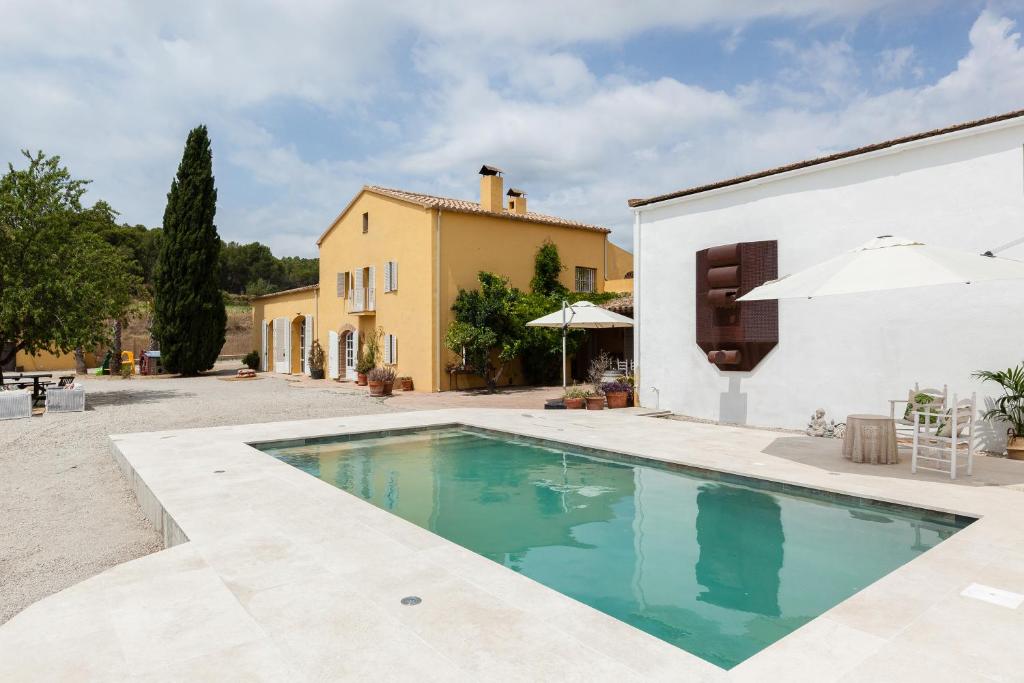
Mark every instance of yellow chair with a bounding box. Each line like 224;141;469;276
120;351;135;374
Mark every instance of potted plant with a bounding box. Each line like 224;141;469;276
563;384;587;409
585;391;605;410
355;348;372;385
308;340;326;380
974;364;1024;459
398;375;414;391
367;366;396;397
584;354;609;410
601;381;630;409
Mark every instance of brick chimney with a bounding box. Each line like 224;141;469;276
506;187;527;215
479;164;503;212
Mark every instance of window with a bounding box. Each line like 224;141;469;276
362;212;369;233
575;266;596;293
336;271;349;298
383;260;398;292
383;334;398;365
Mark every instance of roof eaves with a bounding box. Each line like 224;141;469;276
251;283;320;300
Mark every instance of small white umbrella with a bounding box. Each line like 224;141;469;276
526;301;634;389
738;235;1024;301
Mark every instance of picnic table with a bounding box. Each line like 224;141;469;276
7;373;54;405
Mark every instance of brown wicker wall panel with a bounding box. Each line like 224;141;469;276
696;240;778;371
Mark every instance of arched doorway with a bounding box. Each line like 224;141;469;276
339;326;358;379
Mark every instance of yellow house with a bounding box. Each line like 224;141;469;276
252;165;633;391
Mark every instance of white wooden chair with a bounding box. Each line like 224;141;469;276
889;384;947;443
911;392;976;480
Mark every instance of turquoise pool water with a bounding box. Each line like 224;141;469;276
259;427;969;669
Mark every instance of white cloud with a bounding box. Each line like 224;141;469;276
0;1;1014;256
877;46;924;81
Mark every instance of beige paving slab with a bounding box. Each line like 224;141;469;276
4;408;1024;680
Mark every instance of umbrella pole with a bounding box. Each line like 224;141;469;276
562;300;567;390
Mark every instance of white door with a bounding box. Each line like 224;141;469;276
260;320;268;371
345;330;357;378
304;315;314;376
328;330;339;379
273;317;288;373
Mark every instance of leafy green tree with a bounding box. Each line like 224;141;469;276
219;240;286;293
0;151;139;380
153;125;226;375
279;255;319;289
530;239;567;297
445;272;524;391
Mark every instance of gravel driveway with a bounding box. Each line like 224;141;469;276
0;363;395;624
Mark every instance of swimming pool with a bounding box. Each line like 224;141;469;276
258;426;970;669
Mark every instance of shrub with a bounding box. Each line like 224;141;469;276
564;384;588;399
367;366;396;383
308;340;325;372
587;352;612;394
600;381;630;395
242;350;260;370
120;364;133;379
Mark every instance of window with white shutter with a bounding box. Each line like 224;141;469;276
336;271;347;298
381;334;397;365
383;261;393;293
390;261;398;291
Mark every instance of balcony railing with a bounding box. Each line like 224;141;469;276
347;287;375;313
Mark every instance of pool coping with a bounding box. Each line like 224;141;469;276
4;408;1024;681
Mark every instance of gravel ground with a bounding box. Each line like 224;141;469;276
0;362;396;624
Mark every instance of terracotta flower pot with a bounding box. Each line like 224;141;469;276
564;397;584;409
356;372;367;386
368;381;384;397
1008;434;1024;460
383;381;394;396
605;391;628;409
585;396;605;410
401;378;414;391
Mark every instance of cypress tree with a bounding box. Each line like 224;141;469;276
153;125;226;375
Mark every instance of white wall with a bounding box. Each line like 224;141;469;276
636;120;1024;449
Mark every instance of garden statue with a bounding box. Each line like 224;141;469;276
807;408;829;437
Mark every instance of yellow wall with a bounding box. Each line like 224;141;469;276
317;192;437;390
605;278;634;293
607;242;634;279
14;349;97;372
251;287;317;372
436;210;611;390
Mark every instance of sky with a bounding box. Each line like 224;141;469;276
3;1;1024;256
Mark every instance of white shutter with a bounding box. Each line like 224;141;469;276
304;315;314;376
260;320;269;371
336;272;345;297
351;329;359;374
391;335;398;365
391;261;397;291
328;330;339;379
368;265;376;310
383;261;393;293
275;317;290;373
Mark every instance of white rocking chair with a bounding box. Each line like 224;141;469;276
889;383;948;444
911;393;976;480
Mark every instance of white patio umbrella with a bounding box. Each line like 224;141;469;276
526;301;634;389
738;235;1024;301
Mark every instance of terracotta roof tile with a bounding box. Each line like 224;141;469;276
628;108;1024;208
365;185;610;233
602;293;633;315
251;283;319;300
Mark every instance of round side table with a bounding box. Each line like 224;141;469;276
842;414;899;464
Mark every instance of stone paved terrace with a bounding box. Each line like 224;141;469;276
3;408;1024;681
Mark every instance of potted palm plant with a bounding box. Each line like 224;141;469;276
355;348;372;385
974;364;1024;459
307;340;325;380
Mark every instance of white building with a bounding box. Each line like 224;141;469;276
631;109;1024;448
